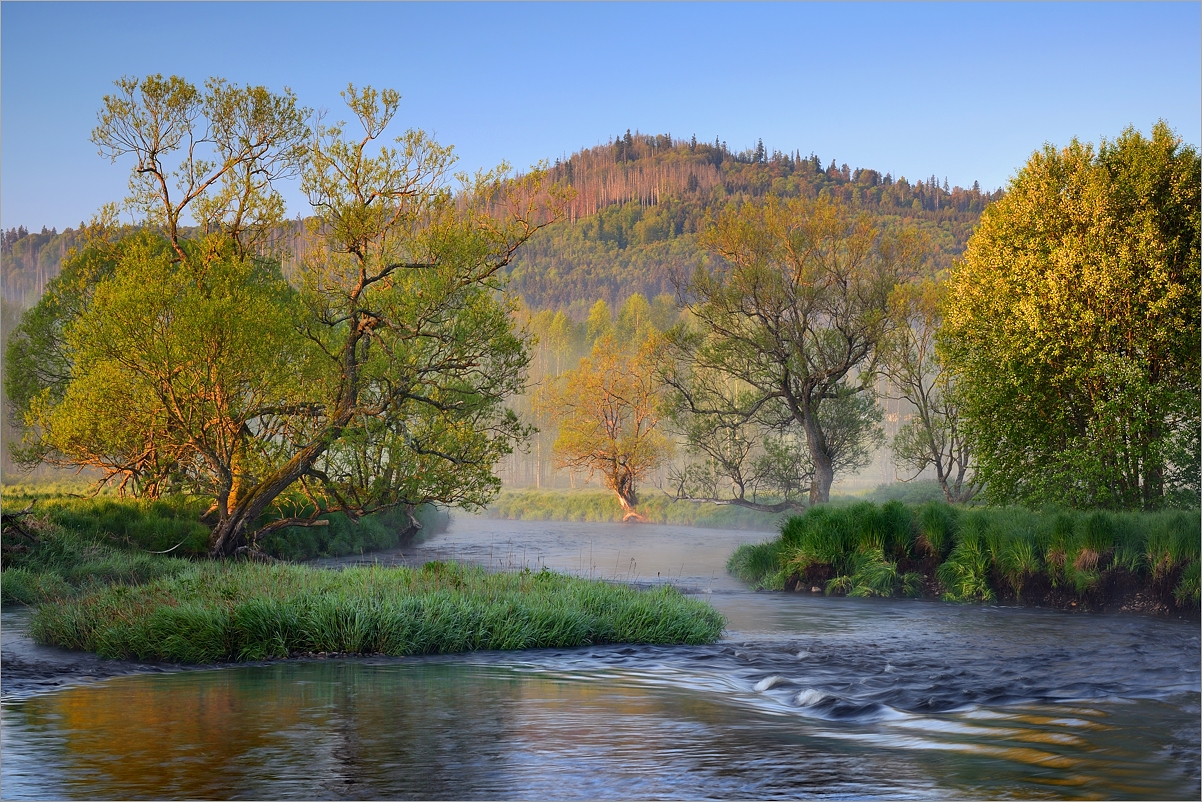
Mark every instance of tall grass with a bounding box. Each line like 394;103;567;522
1;491;449;564
489;489;787;531
2;492;211;555
733;502;1200;610
1;524;194;605
29;561;726;663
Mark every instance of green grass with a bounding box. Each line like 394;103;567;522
1;524;194;605
840;480;950;505
2;491;211;555
489;489;787;530
28;560;726;663
1;490;449;566
257;505;450;560
732;501;1200;610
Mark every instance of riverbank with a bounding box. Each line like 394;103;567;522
728;501;1200;618
488;489;787;530
0;487;449;564
2;500;724;666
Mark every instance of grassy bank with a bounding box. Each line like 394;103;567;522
1;522;195;605
1;489;449;566
28;560;725;663
729;501;1200;614
488;489;787;530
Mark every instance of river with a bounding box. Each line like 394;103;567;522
2;517;1199;799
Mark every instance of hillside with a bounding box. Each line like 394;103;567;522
1;132;1000;315
506;132;1002;312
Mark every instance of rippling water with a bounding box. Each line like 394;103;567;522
3;517;1199;799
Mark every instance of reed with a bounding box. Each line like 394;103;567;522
734;502;1200;610
28;560;726;663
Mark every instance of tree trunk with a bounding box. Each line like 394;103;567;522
208;440;331;558
800;404;834;504
610;470;646;522
810;454;834;504
393;504;424;546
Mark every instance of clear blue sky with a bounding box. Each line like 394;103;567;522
3;1;1199;231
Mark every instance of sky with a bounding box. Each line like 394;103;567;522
2;1;1199;231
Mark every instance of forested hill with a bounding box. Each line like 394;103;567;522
0;131;1002;314
508;131;1002;313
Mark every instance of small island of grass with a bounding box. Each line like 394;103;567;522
2;499;725;664
27;560;725;664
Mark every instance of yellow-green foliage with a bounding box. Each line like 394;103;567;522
29;561;726;663
941;123;1200;509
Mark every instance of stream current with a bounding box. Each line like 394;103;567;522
2;517;1199;799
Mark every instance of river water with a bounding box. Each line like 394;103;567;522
2;517;1199;799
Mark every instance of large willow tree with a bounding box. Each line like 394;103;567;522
6;77;563;556
941;122;1200;509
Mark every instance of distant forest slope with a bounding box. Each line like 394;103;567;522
1;131;1001;314
508;132;1002;312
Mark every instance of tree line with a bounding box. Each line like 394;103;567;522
3;74;1196;562
534;123;1199;516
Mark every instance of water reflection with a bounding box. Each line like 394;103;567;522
3;656;1198;800
3;518;1199;800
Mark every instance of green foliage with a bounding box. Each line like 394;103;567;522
728;501;1201;609
726;541;789;590
257;505;449;561
942;122;1200;510
7;79;556;557
28;561;726;662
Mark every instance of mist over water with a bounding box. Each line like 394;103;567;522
3;517;1199;799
